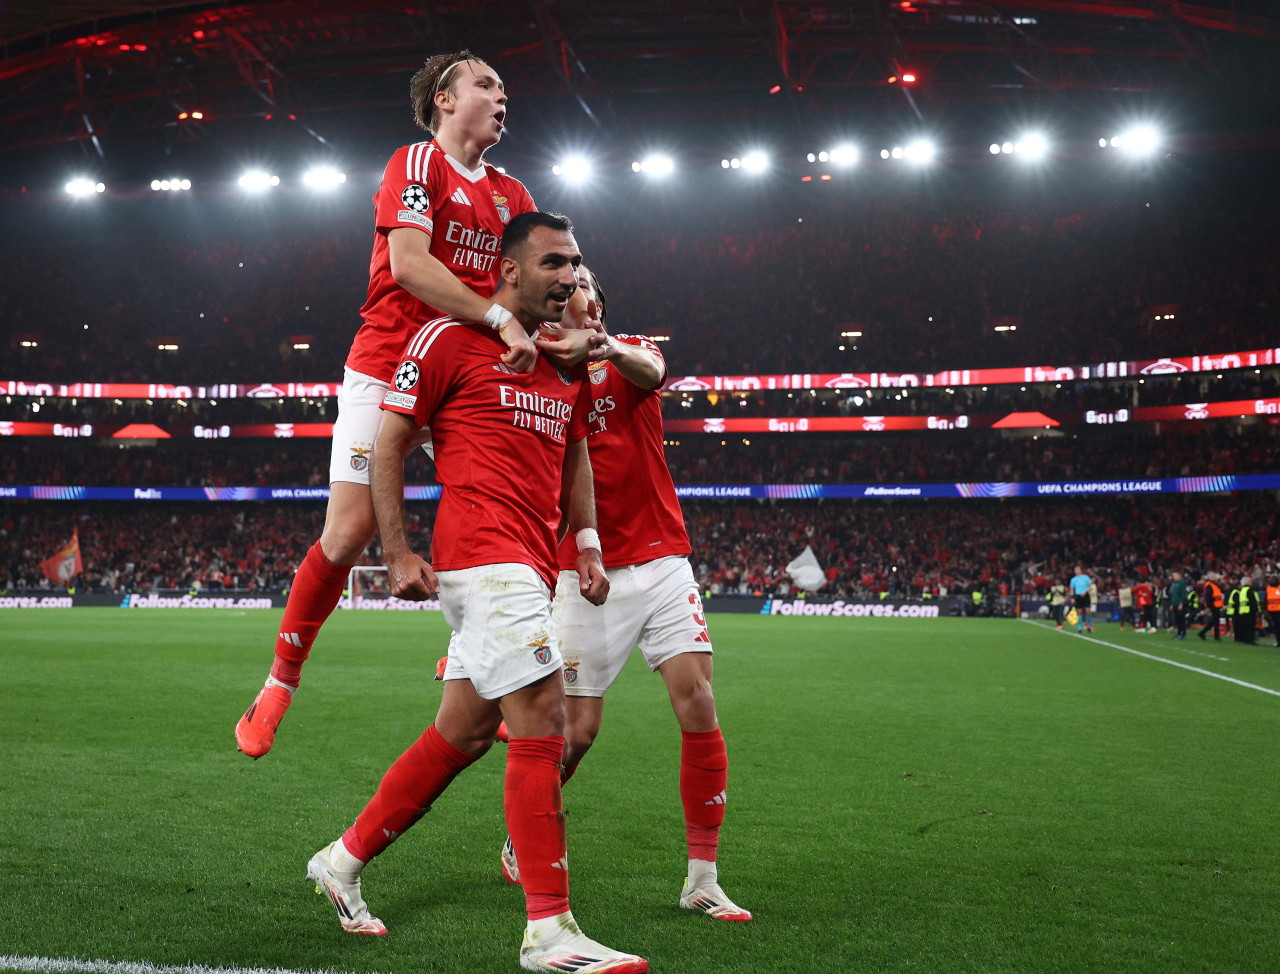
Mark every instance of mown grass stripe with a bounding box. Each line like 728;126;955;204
1025;619;1280;697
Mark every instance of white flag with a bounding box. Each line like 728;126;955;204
785;545;827;592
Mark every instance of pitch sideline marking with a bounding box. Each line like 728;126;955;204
0;958;363;974
1021;620;1280;698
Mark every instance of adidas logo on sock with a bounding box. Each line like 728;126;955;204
551;855;569;871
279;631;302;648
451;187;471;206
704;790;727;807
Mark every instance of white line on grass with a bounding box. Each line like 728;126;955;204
0;958;363;974
1022;620;1280;698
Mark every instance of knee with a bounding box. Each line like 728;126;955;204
563;723;598;768
319;514;376;564
672;678;718;733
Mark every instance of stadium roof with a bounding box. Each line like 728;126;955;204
1;0;1277;176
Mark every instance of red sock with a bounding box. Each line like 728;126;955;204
269;542;353;686
506;736;569;921
344;724;475;862
681;728;728;862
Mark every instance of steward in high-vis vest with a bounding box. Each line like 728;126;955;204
1265;575;1280;648
1225;577;1260;645
1198;575;1224;642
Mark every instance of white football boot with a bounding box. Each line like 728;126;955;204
306;838;387;935
679;860;752;922
519;911;648;973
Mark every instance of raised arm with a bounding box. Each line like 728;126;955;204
370;409;438;600
388;227;537;372
561;436;609;605
587;334;666;390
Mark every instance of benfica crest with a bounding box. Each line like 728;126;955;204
588;361;609;385
350;446;371;472
492;194;511;223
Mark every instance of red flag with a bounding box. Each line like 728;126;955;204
39;528;83;584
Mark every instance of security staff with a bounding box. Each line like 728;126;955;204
1266;575;1280;648
1225;577;1260;645
1198;573;1224;642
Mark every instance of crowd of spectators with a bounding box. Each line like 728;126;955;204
3;189;1277;383
3;495;1276;607
4;424;1277;489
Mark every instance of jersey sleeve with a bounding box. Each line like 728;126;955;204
615;334;669;387
374;144;441;237
380;322;461;428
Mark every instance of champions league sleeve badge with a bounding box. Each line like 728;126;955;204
401;183;429;212
394;360;420;391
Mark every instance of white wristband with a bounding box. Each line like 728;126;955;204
575;528;601;553
484;303;513;331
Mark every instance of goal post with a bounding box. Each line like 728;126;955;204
343;565;442;611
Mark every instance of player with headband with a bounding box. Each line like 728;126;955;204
235;50;589;759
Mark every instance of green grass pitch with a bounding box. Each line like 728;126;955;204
3;609;1280;974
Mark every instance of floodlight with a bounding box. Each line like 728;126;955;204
904;140;935;163
633;154;675;177
65;178;105;196
238;170;279;191
150;178;191;192
552;155;592;183
1120;125;1160;156
1015;133;1048;160
740;151;768;172
989;143;1001;155
303;167;347;190
890;146;904;160
880;149;890;160
829;144;858;166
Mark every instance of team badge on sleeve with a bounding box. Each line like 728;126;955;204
492;194;511;223
401;183;429;212
394;360;420;391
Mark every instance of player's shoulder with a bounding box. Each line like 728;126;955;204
401;315;473;361
384;140;440;183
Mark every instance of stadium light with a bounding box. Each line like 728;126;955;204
1119;125;1160;156
828;144;859;166
150;178;191;192
904;140;935;164
1016;133;1049;159
65;178;105;197
238;170;279;191
631;154;675;177
740;151;769;173
551;155;592;183
302;167;347;190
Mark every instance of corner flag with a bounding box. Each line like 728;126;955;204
39;528;83;583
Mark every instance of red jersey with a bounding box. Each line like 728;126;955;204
556;335;691;571
381;317;590;588
349;140;536;382
1133;582;1154;608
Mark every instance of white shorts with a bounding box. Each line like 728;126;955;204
553;555;711;697
329;366;433;485
439;563;563;700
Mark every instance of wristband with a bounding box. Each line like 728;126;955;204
484;303;513;331
575;528;602;553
